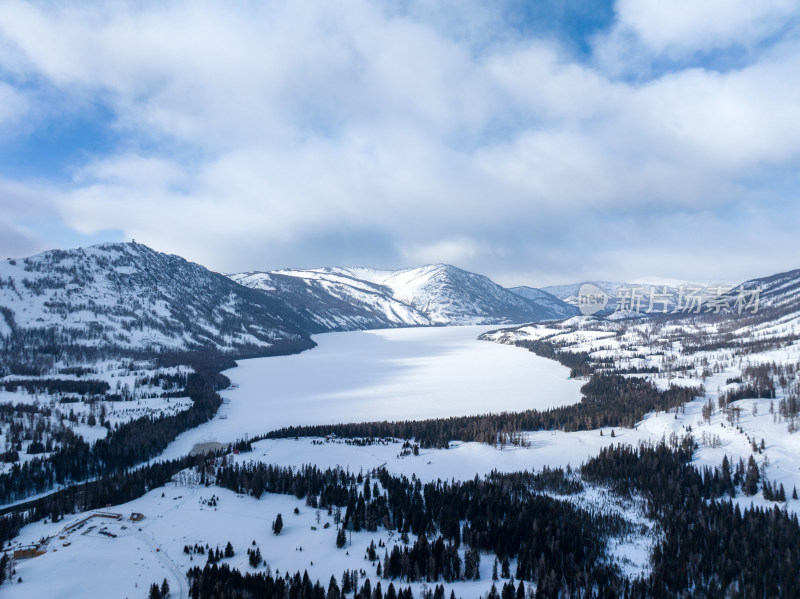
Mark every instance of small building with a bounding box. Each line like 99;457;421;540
13;544;46;559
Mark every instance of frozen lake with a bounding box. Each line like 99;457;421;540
160;325;583;458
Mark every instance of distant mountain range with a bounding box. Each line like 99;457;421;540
538;277;745;317
233;264;577;330
1;241;795;372
0;243;574;370
539;281;624;306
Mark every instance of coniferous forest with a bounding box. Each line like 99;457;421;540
0;359;228;504
178;437;800;599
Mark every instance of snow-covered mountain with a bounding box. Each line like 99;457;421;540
235;264;576;327
358;264;576;324
736;267;800;315
540;281;624;305
0;243;314;369
231;269;429;332
503;286;578;319
0;242;589;373
354;264;574;324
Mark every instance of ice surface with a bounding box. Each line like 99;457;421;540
160;326;584;459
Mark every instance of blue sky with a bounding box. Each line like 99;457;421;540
0;0;799;286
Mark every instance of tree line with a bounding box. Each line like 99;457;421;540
261;374;699;448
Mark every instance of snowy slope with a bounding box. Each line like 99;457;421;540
373;264;558;325
541;281;623;303
541;278;738;318
5;443;656;599
483;299;800;516
736;267;800;314
0;243;313;369
240;264;576;327
231;269;429;332
507;286;579;319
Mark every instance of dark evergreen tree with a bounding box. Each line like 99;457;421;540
744;455;760;495
501;555;510;578
327;574;340;599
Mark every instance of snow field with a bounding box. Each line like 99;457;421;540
5;478;531;599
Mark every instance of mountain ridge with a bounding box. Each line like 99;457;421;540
235;263;577;327
0;242;315;372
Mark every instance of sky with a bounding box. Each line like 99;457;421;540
0;0;799;287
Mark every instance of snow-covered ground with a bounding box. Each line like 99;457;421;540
4;479;523;599
5;439;654;599
12;390;800;599
8;322;800;597
159;326;583;459
487;319;800;512
0;361;194;474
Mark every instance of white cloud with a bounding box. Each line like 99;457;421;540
400;237;482;266
611;0;798;57
0;177;55;257
0;1;799;283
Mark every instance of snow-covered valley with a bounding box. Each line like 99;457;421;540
5;312;800;598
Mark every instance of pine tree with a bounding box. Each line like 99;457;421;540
148;582;161;599
273;513;283;535
327;575;340;599
744;455;760;495
160;578;170;598
248;547;262;568
721;454;733;494
224;541;234;558
342;570;351;593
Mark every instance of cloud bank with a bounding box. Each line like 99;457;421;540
0;0;798;285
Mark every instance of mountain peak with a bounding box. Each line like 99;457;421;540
0;243;314;369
